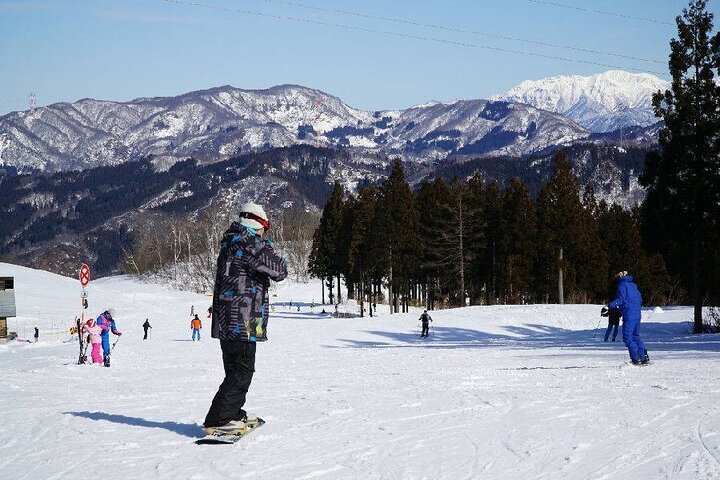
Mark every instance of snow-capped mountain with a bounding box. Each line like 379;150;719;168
492;70;669;133
0;84;589;173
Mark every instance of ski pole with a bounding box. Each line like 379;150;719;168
111;336;121;351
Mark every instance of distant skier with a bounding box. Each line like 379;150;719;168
34;327;39;342
607;271;648;365
203;202;287;436
191;314;202;341
83;318;103;364
97;309;122;367
143;319;152;340
419;310;433;337
600;306;621;342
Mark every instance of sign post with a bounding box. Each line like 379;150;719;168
78;264;90;364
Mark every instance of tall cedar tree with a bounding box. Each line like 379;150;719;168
417;178;483;307
536;152;592;303
346;186;380;313
376;159;419;312
416;178;451;309
476;180;503;304
640;0;720;331
309;181;345;304
498;178;538;303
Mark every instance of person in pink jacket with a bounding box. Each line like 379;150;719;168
83;319;103;364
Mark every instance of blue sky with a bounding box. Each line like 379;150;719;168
0;0;696;115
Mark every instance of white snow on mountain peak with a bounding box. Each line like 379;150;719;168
492;70;670;132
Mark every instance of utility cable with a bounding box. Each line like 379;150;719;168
160;0;667;75
525;0;673;26
257;0;665;64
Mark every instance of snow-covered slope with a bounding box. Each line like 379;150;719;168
2;263;720;479
492;70;669;132
0;84;588;173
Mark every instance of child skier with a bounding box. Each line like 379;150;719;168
97;309;122;367
191;314;202;341
83;318;103;364
601;306;621;342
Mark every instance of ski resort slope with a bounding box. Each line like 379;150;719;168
1;263;720;480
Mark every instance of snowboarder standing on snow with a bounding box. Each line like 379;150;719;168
203;202;288;436
601;306;621;342
191;314;202;341
83;318;103;364
34;327;39;342
143;319;151;340
419;310;433;337
97;308;122;367
607;271;648;365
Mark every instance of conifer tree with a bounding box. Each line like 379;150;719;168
376;159;419;313
308;181;345;304
640;0;720;331
476;180;503;304
498;178;537;303
536;152;587;303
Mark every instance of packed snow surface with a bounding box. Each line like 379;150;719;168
2;262;720;479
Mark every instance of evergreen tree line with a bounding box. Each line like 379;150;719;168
309;153;674;315
309;0;720;329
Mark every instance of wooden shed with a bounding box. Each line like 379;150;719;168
0;277;17;339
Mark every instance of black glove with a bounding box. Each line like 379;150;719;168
600;306;609;317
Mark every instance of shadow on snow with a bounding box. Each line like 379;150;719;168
333;321;720;356
64;411;202;438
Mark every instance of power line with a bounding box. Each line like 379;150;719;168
525;0;674;26
160;0;667;75
257;0;665;65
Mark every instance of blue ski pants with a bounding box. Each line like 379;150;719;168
604;323;618;341
622;317;645;361
192;328;201;341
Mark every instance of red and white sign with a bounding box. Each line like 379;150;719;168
79;263;91;287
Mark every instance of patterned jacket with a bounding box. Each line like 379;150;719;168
211;221;287;342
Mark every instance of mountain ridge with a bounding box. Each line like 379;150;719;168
0;74;663;174
491;70;668;132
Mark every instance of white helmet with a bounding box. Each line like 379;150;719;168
238;202;270;230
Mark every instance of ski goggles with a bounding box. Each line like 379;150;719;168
240;212;270;230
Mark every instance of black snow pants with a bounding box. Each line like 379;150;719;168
421;322;429;337
204;340;256;427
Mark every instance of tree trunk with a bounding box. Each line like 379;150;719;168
337;274;342;304
388;251;393;315
694;237;703;333
558;246;564;305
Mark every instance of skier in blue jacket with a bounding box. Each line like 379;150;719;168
97;308;122;367
607;271;649;365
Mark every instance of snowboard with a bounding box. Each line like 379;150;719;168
195;417;265;445
622;361;652;368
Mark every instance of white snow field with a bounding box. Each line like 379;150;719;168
2;262;720;480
